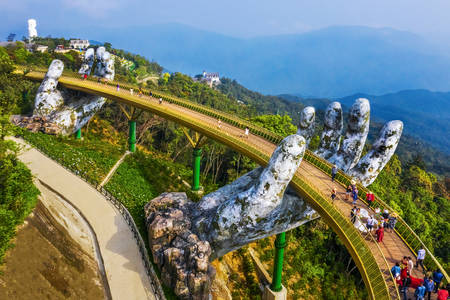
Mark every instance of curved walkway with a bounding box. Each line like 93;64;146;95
13;137;156;300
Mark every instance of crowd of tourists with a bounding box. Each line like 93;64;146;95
391;255;448;300
329;168;447;300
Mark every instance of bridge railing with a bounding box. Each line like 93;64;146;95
19;66;447;288
303;151;449;284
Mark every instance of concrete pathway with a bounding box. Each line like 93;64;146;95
100;151;130;187
13;137;156;300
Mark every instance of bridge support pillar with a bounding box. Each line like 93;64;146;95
270;232;286;292
75;128;82;139
263;284;287;300
192;148;202;191
128;120;136;152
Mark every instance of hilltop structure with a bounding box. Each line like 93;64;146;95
201;71;221;87
70;39;90;50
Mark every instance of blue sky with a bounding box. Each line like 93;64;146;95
1;0;449;40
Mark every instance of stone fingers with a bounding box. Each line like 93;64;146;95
348;120;403;186
329;98;370;171
34;60;65;117
296;106;315;145
94;46;115;80
78;48;95;75
315;101;343;160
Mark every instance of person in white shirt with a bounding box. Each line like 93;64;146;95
366;216;375;232
416;248;426;273
407;257;414;274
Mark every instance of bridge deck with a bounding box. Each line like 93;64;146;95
22;70;446;299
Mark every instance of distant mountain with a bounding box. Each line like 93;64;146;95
55;23;450;97
280;89;450;154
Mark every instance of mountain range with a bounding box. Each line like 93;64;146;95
54;23;450;97
281;89;450;154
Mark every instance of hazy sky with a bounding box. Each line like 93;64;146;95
1;0;450;40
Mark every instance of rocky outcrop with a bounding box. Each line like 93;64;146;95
145;193;215;300
10;115;62;135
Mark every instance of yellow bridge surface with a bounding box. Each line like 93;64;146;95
22;69;448;299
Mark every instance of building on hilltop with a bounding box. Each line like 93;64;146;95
35;45;48;53
197;71;221;87
54;44;71;53
69;39;90;50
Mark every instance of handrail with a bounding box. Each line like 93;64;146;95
18;67;447;297
302;151;449;284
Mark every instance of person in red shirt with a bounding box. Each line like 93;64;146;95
366;191;375;208
437;285;449;300
375;225;384;242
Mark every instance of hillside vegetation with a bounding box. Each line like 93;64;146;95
1;40;448;298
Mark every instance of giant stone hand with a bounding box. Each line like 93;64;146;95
33;47;114;134
145;99;402;299
299;98;403;186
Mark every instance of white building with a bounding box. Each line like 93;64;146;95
35;45;48;53
202;71;221;87
70;39;90;50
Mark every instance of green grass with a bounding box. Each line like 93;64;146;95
20;129;125;184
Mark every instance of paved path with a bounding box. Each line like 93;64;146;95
13;137;156;300
100;151;130;187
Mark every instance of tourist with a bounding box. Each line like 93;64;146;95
401;273;412;300
97;77;101;84
116;83;120;91
382;208;390;220
83;73;87;80
139;88;143;97
415;282;426;300
374;207;381;218
401;256;408;270
375;225;384;242
391;262;401;279
244;127;250;138
159;97;163;104
366;190;374;208
351;206;357;223
331;188;337;202
408;257;414;274
388;213;398;233
416;248;426;273
346;184;352;201
366;215;375;232
217;119;222;129
331;165;337;182
437;285;449;300
424;277;434;300
352;187;358;205
130;88;133;95
433;269;444;292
